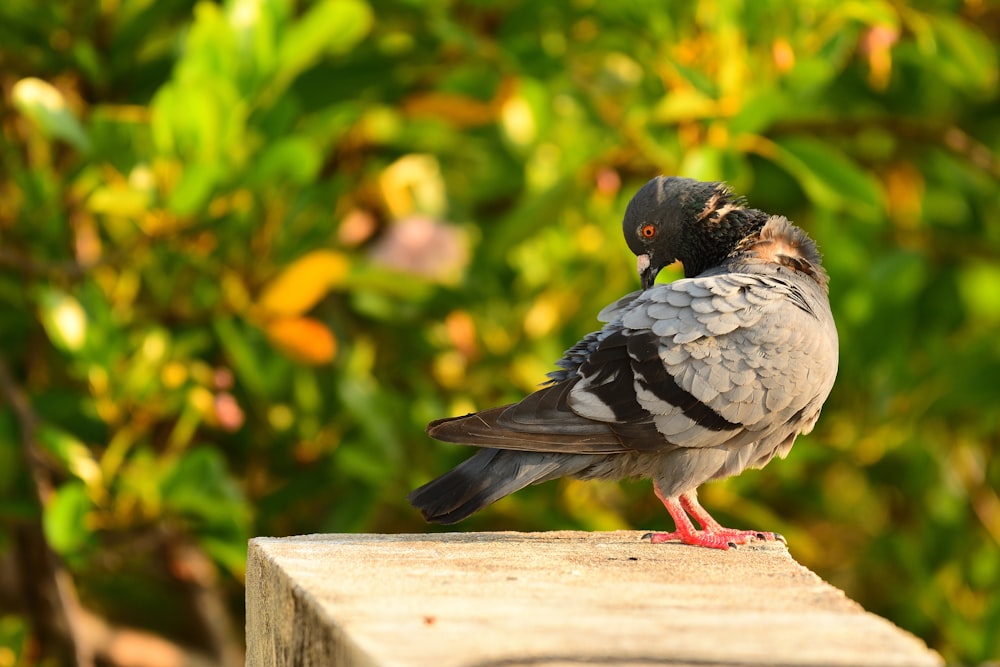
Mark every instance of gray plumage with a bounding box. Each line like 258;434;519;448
409;176;838;548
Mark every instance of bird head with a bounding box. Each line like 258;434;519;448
622;177;757;288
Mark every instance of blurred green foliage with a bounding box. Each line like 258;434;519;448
1;0;999;664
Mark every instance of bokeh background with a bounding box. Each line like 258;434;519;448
1;0;999;665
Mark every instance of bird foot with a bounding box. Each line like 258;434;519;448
641;529;785;551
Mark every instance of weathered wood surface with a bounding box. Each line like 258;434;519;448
246;531;942;667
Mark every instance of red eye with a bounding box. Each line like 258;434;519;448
640;224;656;239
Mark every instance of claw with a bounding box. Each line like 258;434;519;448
648;486;789;550
644;530;734;550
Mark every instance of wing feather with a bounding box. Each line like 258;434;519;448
428;266;837;461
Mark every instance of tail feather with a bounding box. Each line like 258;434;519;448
407;448;586;524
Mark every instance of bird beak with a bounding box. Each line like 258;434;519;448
637;254;659;290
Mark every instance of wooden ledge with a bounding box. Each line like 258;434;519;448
246;531;941;667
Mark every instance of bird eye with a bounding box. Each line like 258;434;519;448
640;224;656;239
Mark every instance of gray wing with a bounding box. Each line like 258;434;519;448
545;289;643;384
569;269;838;450
430;270;837;457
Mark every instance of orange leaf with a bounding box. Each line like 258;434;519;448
257;250;349;318
265;317;337;365
402;92;497;127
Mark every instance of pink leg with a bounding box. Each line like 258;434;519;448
644;485;785;550
680;492;784;543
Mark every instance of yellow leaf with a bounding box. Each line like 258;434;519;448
378;154;446;219
87;185;151;218
257;250;349;317
500;95;536;147
37;288;87;352
653;89;721;123
265;317;337;365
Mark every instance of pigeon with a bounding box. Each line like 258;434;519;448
408;176;838;549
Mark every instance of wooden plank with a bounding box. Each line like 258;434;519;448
246;531;942;667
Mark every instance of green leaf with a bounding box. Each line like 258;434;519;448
43;482;93;556
928;15;997;94
870;251;927;304
957;261;1000;324
178;1;239;82
37;425;102;490
227;0;285;83
783;57;839;98
836;0;899;27
267;0;373;102
199;535;248;577
335;440;392;484
249;136;323;186
772;136;883;218
167;162;221;216
213;317;270;398
151;79;247;166
11;78;91;152
160;447;249;575
729;90;788;135
162;447;248;529
678;146;725;182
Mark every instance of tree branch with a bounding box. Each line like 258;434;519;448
163;533;245;667
0;355;94;667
